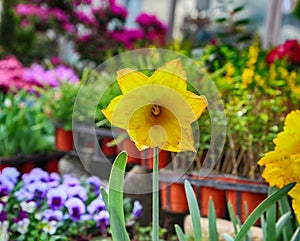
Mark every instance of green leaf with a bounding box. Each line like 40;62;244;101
227;202;238;235
108;151;130;241
184;180;202;241
265;202;276;241
275;212;291;241
291;227;300;241
233;6;244;13
215;17;227;23
279;195;294;241
222;233;235;241
100;187;109;210
208;198;218;241
175;224;187;241
235;182;296;241
234;19;251;26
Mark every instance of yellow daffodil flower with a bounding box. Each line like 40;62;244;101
258;110;300;221
102;59;208;152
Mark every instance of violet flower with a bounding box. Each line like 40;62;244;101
1;167;20;184
87;198;106;214
63;174;80;187
65;184;88;202
94;210;110;233
47;172;61;188
47;186;68;209
14;187;34;202
132;200;143;219
65;197;86;222
86;176;102;195
42;209;63;222
22;168;49;184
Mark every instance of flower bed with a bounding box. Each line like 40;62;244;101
0;167;142;240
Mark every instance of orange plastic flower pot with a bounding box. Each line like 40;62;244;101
192;175;226;218
55;127;74;152
160;181;189;213
217;176;268;224
101;137;117;157
140;149;169;170
120;139;141;165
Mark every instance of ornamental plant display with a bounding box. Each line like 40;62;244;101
0;167;142;240
0;91;53;157
195;39;300;178
10;0;167;64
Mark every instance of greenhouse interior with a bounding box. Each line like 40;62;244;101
1;0;300;240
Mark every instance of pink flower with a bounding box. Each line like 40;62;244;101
266;39;300;65
50;8;68;22
110;4;128;20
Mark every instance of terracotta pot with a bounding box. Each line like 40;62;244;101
0;164;10;171
160;181;188;213
21;161;35;173
217;176;268;224
55;127;73;152
101;137;117;157
192;175;226;218
45;159;59;173
120;139;141;165
141;149;169;170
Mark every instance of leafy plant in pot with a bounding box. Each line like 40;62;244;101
39;79;81;152
0;90;55;171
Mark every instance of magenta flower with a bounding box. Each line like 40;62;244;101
65;197;86;222
110;4;128;20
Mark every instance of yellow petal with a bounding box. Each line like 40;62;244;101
117;68;149;94
185;91;208;121
101;95;126;127
149;59;187;94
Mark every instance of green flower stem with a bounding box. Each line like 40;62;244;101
153;147;159;241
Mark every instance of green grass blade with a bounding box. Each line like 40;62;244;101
100;187;109;210
275;212;291;241
227;201;238;235
208;198;218;241
279;195;294;241
222;233;235;241
108;151;130;241
184;180;202;241
290;227;300;241
265;202;276;241
175;224;187;241
235;182;296;241
261;214;266;239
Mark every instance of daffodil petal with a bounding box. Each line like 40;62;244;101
101;95;126;127
149;59;187;94
117;68;149;94
185;91;208;121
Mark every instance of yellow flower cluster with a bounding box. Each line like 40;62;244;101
258;110;300;221
241;40;260;88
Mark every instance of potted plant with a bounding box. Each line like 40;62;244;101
0;90;58;172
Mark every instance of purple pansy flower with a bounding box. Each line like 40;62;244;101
86;176;102;195
42;209;63;222
65;184;88;202
1;167;20;184
47;186;68;209
132;200;143;219
94;210;109;232
22;168;49;184
87;198;106;214
65;197;86;222
63;174;80;187
14;187;34;202
47;173;61;188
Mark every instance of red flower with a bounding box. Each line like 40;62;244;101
266;39;300;65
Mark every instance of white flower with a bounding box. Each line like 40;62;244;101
0;221;9;241
42;220;58;235
21;201;36;213
17;218;30;234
